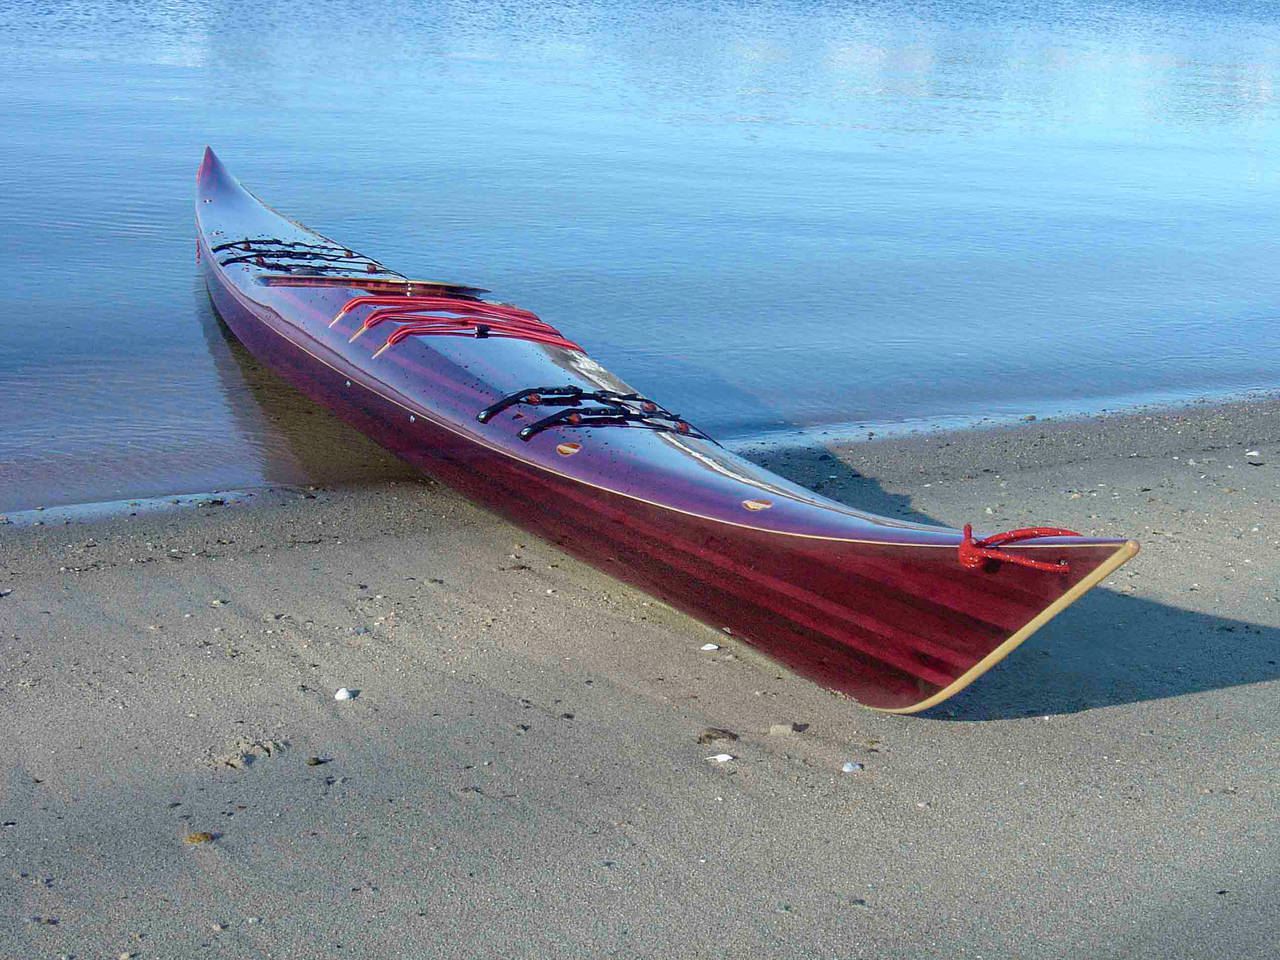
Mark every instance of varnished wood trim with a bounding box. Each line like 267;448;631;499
874;539;1141;714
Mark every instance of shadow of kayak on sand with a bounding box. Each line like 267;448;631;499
931;588;1279;720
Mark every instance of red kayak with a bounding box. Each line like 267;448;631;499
195;148;1138;713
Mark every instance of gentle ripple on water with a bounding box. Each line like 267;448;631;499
0;1;1278;509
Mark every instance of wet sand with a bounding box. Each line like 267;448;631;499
1;398;1276;958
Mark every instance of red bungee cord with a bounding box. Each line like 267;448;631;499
958;524;1081;574
330;294;584;355
331;295;540;327
372;320;583;357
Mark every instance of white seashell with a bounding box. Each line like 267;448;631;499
334;687;354;701
700;643;720;651
706;754;734;763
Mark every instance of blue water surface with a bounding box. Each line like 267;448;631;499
1;1;1278;509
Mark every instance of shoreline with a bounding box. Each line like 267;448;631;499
5;391;1278;523
1;393;1276;957
728;385;1280;454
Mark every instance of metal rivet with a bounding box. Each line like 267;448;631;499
409;415;416;423
344;380;351;387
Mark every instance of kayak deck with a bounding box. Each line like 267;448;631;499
195;148;1138;713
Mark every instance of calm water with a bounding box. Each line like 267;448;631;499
2;1;1279;510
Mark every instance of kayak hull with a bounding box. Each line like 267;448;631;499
197;149;1138;713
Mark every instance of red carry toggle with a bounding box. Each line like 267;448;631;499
958;524;1081;574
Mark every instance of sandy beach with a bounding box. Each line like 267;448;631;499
1;397;1276;959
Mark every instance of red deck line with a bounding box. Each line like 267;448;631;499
372;320;584;357
358;309;563;337
330;291;584;356
331;294;538;326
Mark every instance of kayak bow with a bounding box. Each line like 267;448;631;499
195;148;1138;713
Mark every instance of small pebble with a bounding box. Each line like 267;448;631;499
334;688;354;701
705;754;734;763
842;761;864;773
769;722;808;736
700;642;720;651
